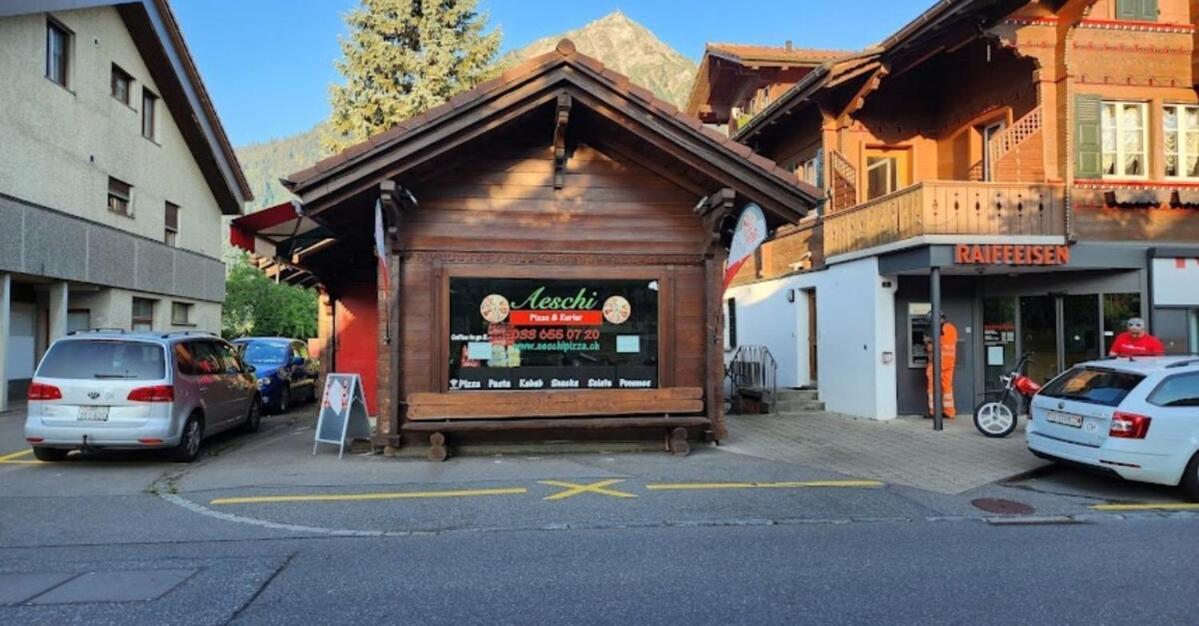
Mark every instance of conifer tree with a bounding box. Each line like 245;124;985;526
324;0;501;153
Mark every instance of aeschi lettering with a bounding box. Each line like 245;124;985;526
511;286;599;311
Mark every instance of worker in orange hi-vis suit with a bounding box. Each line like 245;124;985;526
924;312;958;419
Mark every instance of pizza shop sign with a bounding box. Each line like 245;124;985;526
954;244;1071;266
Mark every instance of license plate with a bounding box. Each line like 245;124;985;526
1046;411;1083;428
78;406;109;421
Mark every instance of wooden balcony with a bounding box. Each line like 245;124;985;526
822;180;1066;258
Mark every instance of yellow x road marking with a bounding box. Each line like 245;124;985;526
539;479;637;501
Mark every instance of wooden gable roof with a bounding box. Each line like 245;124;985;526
283;40;822;224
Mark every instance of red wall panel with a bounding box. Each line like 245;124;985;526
335;282;379;415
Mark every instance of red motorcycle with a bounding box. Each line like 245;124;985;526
974;352;1041;438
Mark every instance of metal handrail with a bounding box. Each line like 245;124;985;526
727;345;779;410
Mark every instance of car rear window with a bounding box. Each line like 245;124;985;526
37;340;166;380
240;342;288;365
1039;366;1145;407
1147;372;1199;407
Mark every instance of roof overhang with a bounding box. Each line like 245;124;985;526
1;0;252;214
285;41;823;226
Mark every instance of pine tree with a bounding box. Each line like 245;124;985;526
324;0;501;153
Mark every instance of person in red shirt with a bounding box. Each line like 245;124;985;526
1109;317;1165;357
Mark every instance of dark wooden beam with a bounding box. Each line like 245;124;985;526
552;92;573;189
695;187;736;217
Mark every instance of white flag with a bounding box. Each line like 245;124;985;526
374;199;389;289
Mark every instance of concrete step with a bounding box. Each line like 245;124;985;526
774;400;826;413
774;389;819;402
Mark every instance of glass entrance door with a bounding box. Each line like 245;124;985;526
1020;296;1059;384
1063;294;1101;368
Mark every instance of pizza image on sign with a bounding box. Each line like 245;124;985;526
479;294;510;323
602;296;631;324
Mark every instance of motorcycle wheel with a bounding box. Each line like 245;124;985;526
973;400;1017;438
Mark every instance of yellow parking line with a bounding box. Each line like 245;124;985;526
1090;502;1199;511
645;480;884;491
0;449;36;464
210;487;528;506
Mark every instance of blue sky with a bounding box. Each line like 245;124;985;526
172;0;927;147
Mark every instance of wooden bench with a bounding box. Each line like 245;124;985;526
405;388;704;421
401;415;710;461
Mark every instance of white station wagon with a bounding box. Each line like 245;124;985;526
1027;356;1199;501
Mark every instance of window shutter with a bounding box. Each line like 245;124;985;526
815;148;825;189
1075;94;1102;179
1142;0;1159;20
1117;0;1157;20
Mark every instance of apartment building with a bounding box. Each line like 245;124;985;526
698;0;1199;419
0;0;251;408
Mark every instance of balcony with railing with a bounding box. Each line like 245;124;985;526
822;180;1066;258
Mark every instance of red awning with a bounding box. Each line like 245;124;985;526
228;199;332;289
229;199;325;256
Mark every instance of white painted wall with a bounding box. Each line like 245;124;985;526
725;256;899;420
724;278;805;388
0;7;225;259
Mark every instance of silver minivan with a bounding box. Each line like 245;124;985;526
24;330;261;462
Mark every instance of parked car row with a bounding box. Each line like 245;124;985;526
24;330;318;463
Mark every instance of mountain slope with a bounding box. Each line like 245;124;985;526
234;11;696;211
499;11;696;108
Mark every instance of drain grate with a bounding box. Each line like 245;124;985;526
971;498;1035;515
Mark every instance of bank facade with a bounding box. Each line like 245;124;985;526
231;41;821;453
0;1;251;410
699;0;1199;419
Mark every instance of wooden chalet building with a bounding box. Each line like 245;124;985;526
702;0;1199;420
231;40;821;456
685;42;852;135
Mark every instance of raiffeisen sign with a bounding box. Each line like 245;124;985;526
954;244;1072;266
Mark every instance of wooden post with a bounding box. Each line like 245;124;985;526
705;250;728;441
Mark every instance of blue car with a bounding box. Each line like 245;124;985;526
232;337;319;414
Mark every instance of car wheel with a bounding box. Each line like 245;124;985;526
242;396;262;433
278;385;290;414
1181;451;1199;503
973;399;1017;438
307;381;318;403
32;447;69;462
168;414;204;463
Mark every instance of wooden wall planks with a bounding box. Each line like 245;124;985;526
392;141;713;425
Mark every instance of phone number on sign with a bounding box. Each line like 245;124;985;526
512;328;601;341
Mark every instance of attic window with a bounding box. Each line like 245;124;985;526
45;18;71;88
142;89;158;141
111;64;132;105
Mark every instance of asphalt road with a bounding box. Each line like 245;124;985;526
2;404;1196;624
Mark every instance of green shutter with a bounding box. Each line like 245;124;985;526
1117;0;1157;20
1075;94;1103;179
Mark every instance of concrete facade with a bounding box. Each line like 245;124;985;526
0;4;246;409
726;256;899;420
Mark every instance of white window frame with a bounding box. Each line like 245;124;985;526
1101;100;1149;180
1164;104;1199;180
866;156;899;199
981;121;1006;181
802;157;819;187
